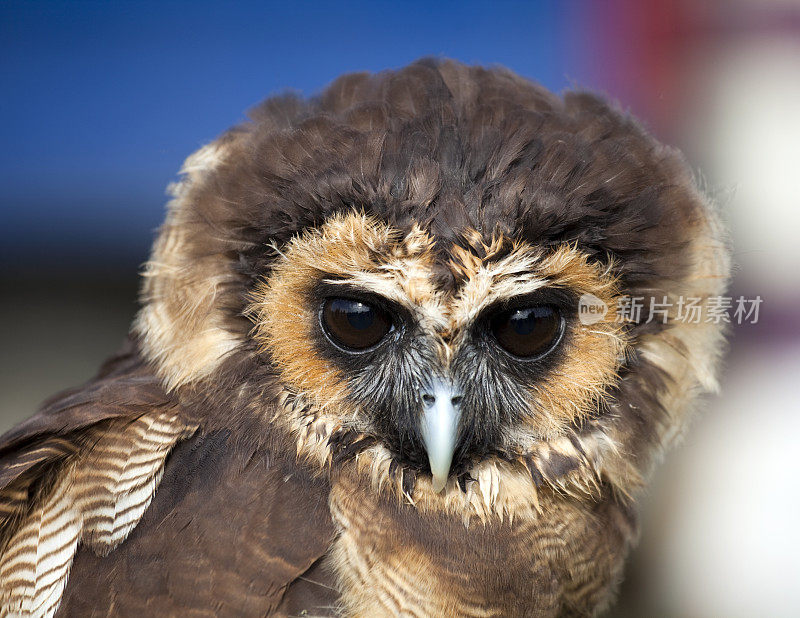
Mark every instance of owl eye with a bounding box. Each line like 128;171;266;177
321;297;393;351
489;305;564;359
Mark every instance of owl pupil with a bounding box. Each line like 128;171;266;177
321;297;392;351
490;304;563;359
509;308;538;335
346;303;374;330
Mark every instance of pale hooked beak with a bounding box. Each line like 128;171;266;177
419;380;462;493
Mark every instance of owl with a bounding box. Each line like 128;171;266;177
0;59;729;616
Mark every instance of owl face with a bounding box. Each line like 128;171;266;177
250;212;625;494
135;59;729;519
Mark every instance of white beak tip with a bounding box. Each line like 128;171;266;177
431;473;448;493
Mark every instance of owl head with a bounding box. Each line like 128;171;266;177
134;59;729;520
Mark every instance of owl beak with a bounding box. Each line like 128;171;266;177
419;380;462;493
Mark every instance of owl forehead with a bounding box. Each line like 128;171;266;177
271;212;594;333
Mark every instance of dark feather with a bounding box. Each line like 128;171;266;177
58;429;336;615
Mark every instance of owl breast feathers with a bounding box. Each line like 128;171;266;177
0;59;730;617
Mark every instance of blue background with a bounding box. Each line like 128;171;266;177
1;1;582;269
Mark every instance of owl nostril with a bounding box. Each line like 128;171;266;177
420;390;463;408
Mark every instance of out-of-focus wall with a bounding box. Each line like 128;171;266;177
1;1;798;615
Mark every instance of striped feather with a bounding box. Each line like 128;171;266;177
0;410;195;617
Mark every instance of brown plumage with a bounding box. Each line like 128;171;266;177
0;59;730;616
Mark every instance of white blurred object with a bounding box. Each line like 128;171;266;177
643;345;800;617
694;37;800;293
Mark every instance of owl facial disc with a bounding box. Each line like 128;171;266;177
419;379;462;492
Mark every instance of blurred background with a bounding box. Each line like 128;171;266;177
1;0;798;615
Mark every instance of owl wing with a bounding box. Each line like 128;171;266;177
60;428;338;617
0;337;172;533
0;339;337;617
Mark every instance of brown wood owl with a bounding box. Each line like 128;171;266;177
0;59;730;616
